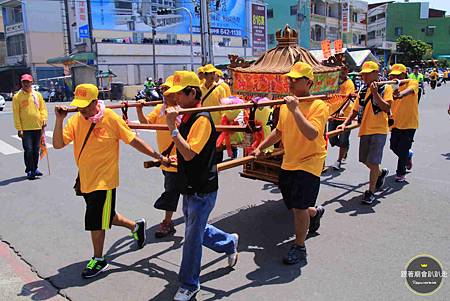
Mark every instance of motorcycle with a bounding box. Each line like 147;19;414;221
135;86;162;101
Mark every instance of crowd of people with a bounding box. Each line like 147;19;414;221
11;58;423;301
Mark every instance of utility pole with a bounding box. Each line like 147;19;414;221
200;0;213;65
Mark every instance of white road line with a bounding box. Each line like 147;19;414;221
0;140;21;155
11;135;53;148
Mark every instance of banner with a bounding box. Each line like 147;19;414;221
321;40;331;59
75;0;90;39
91;0;246;37
334;40;343;53
342;0;350;33
252;3;267;57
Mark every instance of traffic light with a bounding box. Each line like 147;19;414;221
157;9;172;15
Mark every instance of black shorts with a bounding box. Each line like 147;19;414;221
154;171;180;212
83;189;116;231
328;119;351;148
278;169;320;210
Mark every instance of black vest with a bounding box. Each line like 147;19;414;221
177;112;218;195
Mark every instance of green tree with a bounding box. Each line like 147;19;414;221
396;35;432;65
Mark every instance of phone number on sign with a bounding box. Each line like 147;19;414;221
211;28;242;36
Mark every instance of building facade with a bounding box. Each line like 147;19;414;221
0;0;65;91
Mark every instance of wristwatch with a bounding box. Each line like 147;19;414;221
171;128;179;137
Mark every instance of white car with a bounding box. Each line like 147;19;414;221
0;95;5;111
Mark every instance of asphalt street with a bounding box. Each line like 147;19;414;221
0;86;449;301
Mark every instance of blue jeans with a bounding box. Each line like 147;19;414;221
22;130;41;173
179;191;236;291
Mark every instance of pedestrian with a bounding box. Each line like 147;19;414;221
135;75;180;238
214;69;231;97
429;69;438;89
328;66;356;170
197;66;205;85
12;74;48;180
339;61;393;204
252;62;327;265
389;64;419;182
163;71;239;301
53;84;164;279
408;65;425;102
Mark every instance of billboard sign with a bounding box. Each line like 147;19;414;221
251;3;266;57
342;0;350;33
91;0;246;37
76;0;90;38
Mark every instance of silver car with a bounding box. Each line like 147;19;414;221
0;95;5;111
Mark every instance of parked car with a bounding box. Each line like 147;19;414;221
32;85;50;101
0;92;13;101
0;95;5;111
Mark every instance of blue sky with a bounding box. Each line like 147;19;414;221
367;0;450;14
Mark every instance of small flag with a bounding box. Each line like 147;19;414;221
39;134;48;160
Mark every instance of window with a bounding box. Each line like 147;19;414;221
267;8;273;19
115;1;132;10
222;37;231;47
368;31;375;40
369;16;376;23
352;12;358;22
268;34;275;45
377;13;385;19
425;26;435;36
395;27;403;36
4;6;23;26
290;5;297;16
6;34;26;56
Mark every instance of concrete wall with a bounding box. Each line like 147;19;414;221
29;32;65;65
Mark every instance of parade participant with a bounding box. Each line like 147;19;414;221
339;61;393;204
136;75;180;238
408;65;425;102
443;69;448;84
197;66;205;84
163;71;239;301
215;69;232;97
429;69;438;89
328;66;356;170
53;84;163;279
389;64;419;182
252;62;327;265
12;74;48;180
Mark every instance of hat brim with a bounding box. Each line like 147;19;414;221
70;98;92;108
360;69;378;74
389;70;404;75
164;85;185;95
285;72;313;80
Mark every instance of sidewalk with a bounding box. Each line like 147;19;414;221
0;242;66;301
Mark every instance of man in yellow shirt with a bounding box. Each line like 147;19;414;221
443;69;448;84
163;71;239;301
389;64;419;182
136;75;180;238
215;69;232;97
429;69;438;89
328;66;356;170
197;66;205;85
340;61;393;204
252;62;328;265
12;74;48;180
53;84;163;279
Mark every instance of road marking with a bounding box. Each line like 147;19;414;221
0;139;21;155
11;134;53;148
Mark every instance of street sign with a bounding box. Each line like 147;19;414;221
79;24;90;39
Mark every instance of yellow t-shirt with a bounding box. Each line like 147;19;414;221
391;80;419;130
201;83;224;125
430;72;438;80
220;81;232;97
63;109;136;193
12;90;48;131
186;116;212;154
329;78;355;117
444;71;449;79
353;85;393;137
276;99;329;177
146;104;177;172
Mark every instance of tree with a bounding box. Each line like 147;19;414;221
396;35;432;65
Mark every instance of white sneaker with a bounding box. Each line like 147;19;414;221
227;233;239;268
331;160;341;170
173;287;200;301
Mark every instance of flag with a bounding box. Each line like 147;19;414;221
39;134;48;160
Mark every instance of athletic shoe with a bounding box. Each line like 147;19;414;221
395;175;406;182
173;287;200;301
155;221;176;238
331;160;341;170
34;169;43;176
361;190;375;205
81;258;108;279
227;233;239;268
26;171;36;180
309;206;325;233
283;244;307;265
132;218;146;249
375;168;389;190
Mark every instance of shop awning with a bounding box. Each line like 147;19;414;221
46;52;96;65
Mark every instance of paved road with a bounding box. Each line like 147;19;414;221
0;88;449;301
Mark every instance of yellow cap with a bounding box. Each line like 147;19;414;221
216;69;223;77
70;84;98;108
389;64;407;75
360;61;379;74
164;71;201;95
285;62;314;80
197;66;205;74
203;64;218;73
161;75;174;88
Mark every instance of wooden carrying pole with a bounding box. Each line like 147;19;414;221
143;122;360;171
62;100;163;113
376;79;410;86
128;122;249;132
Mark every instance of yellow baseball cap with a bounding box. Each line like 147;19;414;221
161;75;174;88
164;71;201;95
216;69;224;77
285;62;314;80
70;84;98;108
203;64;218;74
360;61;379;74
197;66;205;74
389;64;407;75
